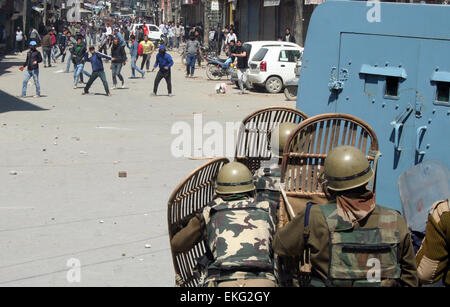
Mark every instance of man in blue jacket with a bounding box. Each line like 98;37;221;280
128;35;145;78
151;45;173;96
82;46;113;96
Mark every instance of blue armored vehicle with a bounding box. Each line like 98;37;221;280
297;0;450;211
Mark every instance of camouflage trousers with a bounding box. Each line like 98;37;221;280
216;279;277;287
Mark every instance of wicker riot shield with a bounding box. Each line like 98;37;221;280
235;106;308;174
167;157;229;287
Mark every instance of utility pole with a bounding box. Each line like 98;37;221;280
44;0;48;26
294;0;304;46
202;0;210;43
23;0;28;34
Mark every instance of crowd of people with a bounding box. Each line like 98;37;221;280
17;16;297;99
19;19;178;98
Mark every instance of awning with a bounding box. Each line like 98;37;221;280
431;71;450;83
32;6;44;13
360;64;408;79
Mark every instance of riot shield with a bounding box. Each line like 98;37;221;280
167;157;229;287
399;159;450;233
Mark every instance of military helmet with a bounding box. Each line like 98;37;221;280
270;122;298;156
216;162;255;194
323;145;374;191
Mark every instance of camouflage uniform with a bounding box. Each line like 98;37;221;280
171;195;278;287
416;199;450;286
273;202;419;287
202;196;277;285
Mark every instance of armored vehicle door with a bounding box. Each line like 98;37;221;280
414;39;450;165
335;33;421;209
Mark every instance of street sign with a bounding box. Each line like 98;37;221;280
211;0;219;11
305;0;326;4
264;0;280;6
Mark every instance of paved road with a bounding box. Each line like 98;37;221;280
0;49;294;286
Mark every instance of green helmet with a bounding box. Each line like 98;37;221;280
216;162;255;194
323;145;374;191
270;122;298;156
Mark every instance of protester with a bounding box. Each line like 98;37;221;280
231;40;249;95
98;28;108;57
139;35;155;72
184;34;201;78
15;26;26;54
129;35;145;78
82;46;112;96
152;45;173;96
72;35;91;88
283;28;296;43
29;26;41;45
113;28;127;47
65;31;76;72
41;30;53;68
110;37;127;89
19;41;42;98
175;23;182;49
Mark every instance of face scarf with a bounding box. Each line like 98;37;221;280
335;191;376;225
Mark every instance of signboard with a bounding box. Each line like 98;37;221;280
305;0;326;5
264;0;280;6
67;0;81;22
211;0;219;11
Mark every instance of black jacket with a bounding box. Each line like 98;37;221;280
111;44;127;63
23;49;42;70
71;43;87;65
283;34;296;43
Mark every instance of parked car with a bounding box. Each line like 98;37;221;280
230;41;300;88
130;24;164;43
247;46;303;93
284;59;302;101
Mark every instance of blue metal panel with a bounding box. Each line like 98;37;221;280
296;1;450;210
360;64;408;79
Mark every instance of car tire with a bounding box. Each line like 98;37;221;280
284;86;298;101
265;76;283;93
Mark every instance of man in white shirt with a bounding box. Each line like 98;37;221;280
225;29;237;46
15;26;26;54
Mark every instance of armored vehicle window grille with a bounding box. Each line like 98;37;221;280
436;82;449;103
385;77;399;98
252;48;268;62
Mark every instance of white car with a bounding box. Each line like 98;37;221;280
230;41;300;87
247;45;303;93
130;24;164;42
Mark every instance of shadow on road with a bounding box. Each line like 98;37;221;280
0;90;48;114
0;58;23;77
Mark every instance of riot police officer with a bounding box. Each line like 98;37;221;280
272;145;419;287
416;199;449;286
171;161;278;287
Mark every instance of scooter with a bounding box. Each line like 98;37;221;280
205;56;235;80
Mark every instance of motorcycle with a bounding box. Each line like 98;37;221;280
205;56;235;81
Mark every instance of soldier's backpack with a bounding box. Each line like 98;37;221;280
202;197;277;281
305;203;401;287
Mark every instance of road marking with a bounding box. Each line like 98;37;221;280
54;70;64;74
